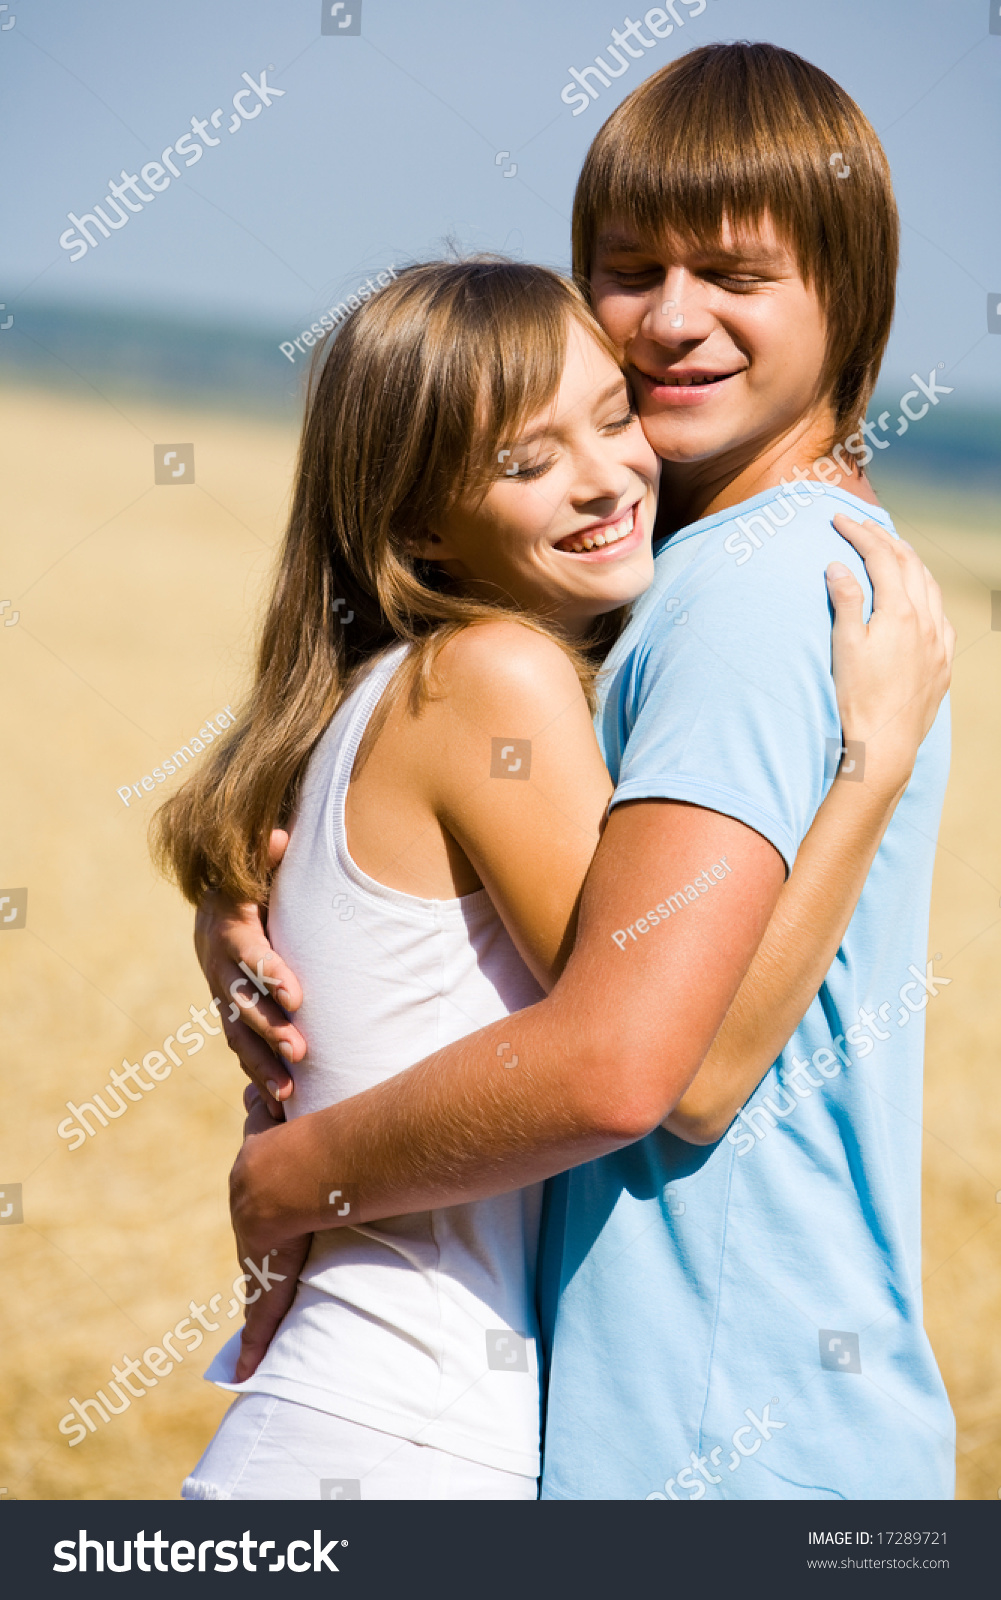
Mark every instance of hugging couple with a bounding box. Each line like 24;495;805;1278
155;44;956;1501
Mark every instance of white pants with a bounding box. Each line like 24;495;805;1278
182;1393;539;1501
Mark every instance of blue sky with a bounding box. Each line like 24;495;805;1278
2;0;999;400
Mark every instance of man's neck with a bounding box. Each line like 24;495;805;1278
654;409;879;538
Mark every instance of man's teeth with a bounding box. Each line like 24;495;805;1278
559;507;634;555
666;373;725;386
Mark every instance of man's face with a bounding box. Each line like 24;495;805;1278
590;215;831;467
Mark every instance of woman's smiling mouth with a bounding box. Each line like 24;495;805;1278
553;501;643;558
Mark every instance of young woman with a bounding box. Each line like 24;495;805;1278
153;259;951;1500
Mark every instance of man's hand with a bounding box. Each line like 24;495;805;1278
231;1086;311;1380
194;829;307;1119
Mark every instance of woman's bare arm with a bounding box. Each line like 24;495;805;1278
664;772;899;1143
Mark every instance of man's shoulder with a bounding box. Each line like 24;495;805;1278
659;485;891;572
640;486;888;614
611;485;886;679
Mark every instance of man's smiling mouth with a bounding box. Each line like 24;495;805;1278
632;366;745;407
645;368;742;387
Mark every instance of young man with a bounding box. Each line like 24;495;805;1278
201;45;954;1498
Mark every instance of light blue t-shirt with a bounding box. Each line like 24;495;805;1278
538;484;955;1501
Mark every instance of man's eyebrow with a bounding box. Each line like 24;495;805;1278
697;245;786;268
595;232;787;269
595;233;652;256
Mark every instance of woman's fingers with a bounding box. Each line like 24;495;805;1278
891;539;936;621
827;510;954;796
832;514;953;674
921;565;953;676
826;560;866;642
831;512;897;560
831;514;911;615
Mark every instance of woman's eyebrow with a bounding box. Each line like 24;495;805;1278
588;377;631;411
513;380;627;448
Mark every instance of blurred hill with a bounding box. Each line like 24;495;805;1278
0;300;301;418
2;303;999;492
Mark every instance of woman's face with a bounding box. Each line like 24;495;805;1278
422;322;660;636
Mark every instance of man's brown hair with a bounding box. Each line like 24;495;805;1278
572;42;899;436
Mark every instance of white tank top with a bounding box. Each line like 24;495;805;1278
208;644;546;1477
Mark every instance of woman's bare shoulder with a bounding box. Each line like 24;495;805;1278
429;619;586;721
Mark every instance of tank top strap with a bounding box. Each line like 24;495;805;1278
326;641;412;842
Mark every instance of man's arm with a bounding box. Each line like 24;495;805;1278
231;800;784;1235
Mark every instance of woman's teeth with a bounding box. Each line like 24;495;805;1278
558;507;635;556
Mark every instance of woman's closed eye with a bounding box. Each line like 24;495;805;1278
503;453;556;482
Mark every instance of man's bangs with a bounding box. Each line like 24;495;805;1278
579;101;832;292
572;43;899;432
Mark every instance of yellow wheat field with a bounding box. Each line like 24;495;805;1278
1;381;998;1500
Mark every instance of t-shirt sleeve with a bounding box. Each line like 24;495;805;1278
609;500;877;873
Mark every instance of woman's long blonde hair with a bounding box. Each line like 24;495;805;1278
152;258;624;906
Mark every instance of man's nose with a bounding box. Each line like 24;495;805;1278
644;270;712;345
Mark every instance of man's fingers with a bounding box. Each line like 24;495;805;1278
232;1237;308;1381
226;1016;295;1110
207;939;305;1056
234;1322;276;1382
221;972;306;1058
268;828;290;870
243;1084;283;1134
197;896;304;1019
217;970;306;1062
220;946;303;1021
